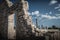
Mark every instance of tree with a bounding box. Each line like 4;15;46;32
52;25;57;29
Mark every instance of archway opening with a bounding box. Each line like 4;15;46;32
8;13;16;39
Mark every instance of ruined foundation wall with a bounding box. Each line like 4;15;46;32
0;1;9;39
0;10;8;39
16;0;33;38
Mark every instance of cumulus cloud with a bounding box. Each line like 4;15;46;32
55;14;60;16
28;12;31;15
58;9;60;11
31;11;40;16
54;4;60;11
49;11;52;14
45;12;52;15
55;4;60;9
55;6;59;9
49;0;58;5
30;10;60;20
46;13;48;15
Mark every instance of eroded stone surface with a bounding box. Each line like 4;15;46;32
0;0;33;39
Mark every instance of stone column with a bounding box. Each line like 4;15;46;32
0;12;4;39
0;9;8;40
0;0;9;39
16;0;33;39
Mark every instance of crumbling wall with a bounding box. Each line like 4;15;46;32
0;1;8;39
16;0;33;38
0;0;33;39
0;9;8;39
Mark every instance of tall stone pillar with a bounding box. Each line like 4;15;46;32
0;12;5;39
0;10;8;39
0;1;8;39
16;0;33;39
3;9;8;39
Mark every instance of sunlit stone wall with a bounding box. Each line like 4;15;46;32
8;14;16;39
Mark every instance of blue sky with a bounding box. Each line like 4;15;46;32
27;0;60;27
0;0;60;27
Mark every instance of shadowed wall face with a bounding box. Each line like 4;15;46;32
0;10;8;39
0;0;33;39
16;0;33;39
0;0;9;39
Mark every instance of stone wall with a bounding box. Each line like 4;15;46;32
0;1;8;39
0;0;33;39
16;0;33;38
0;9;8;39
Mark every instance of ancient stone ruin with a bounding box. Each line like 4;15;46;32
0;0;33;40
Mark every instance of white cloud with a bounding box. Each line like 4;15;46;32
45;12;52;15
55;6;59;9
30;10;60;20
49;0;58;5
54;4;60;11
31;12;34;15
49;11;52;14
41;14;60;19
46;13;48;15
55;14;60;16
55;4;60;10
41;15;52;19
31;11;40;16
58;9;60;11
28;12;31;15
